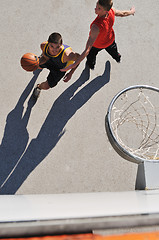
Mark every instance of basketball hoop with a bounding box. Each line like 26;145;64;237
105;85;159;164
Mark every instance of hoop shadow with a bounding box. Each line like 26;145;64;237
0;61;111;194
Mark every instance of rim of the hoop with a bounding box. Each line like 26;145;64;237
106;85;159;164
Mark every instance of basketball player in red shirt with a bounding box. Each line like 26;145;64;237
61;0;135;71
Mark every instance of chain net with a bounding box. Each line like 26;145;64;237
110;87;159;160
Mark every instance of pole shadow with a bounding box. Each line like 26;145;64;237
0;61;111;194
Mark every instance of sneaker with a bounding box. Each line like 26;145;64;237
116;54;121;63
33;85;41;99
86;61;95;70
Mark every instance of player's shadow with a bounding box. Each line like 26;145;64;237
0;61;111;194
0;70;41;192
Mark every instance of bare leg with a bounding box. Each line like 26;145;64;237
38;81;50;90
33;81;50;99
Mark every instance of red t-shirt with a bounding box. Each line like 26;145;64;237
90;8;115;49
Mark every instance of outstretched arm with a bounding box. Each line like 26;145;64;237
61;24;99;72
38;42;49;66
113;6;135;17
62;51;80;82
63;63;79;82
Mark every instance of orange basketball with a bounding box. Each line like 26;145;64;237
20;53;39;72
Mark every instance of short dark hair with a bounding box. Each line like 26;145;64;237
48;32;63;45
98;0;113;11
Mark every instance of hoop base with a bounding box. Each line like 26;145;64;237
135;161;159;190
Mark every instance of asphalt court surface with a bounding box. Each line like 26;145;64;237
0;0;159;194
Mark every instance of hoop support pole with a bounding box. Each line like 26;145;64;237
135;161;159;190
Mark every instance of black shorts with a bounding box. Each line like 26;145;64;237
87;41;121;66
40;60;65;88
